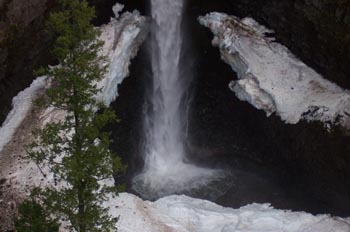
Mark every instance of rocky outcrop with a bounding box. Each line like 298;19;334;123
199;12;350;130
240;0;350;89
188;0;350;89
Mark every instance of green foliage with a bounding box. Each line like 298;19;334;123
15;198;59;232
25;0;126;231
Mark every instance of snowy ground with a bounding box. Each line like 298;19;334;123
109;193;350;232
199;12;350;130
0;76;47;153
0;2;148;192
0;4;147;230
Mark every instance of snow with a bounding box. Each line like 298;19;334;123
97;3;148;106
199;12;350;129
0;4;148;155
107;193;350;232
0;3;148;196
0;76;47;152
0;3;148;229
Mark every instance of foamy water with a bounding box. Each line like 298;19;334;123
132;0;233;199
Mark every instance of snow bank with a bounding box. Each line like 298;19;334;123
0;4;148;229
199;12;350;129
97;3;148;106
108;193;350;232
0;76;47;152
0;4;148;154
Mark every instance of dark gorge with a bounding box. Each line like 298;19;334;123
1;0;350;217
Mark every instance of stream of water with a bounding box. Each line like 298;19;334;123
132;0;233;200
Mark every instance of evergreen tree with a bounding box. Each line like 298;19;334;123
25;0;125;231
15;199;59;232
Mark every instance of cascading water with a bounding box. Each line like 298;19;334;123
132;0;233;199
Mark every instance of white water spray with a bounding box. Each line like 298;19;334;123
133;0;232;199
146;0;186;174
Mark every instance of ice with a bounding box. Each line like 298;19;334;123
199;12;350;129
97;6;148;106
108;193;350;232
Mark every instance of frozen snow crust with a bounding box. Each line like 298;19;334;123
0;76;47;152
97;3;148;106
199;12;350;129
111;193;350;232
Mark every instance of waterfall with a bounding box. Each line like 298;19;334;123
132;0;232;200
146;0;186;174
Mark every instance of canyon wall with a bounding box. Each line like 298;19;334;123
186;0;350;216
106;0;350;215
1;0;350;216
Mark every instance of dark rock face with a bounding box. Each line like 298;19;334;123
109;42;150;183
0;0;57;123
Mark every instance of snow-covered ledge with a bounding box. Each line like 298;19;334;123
0;4;148;230
199;12;350;130
97;3;148;106
0;4;148;154
108;193;350;232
